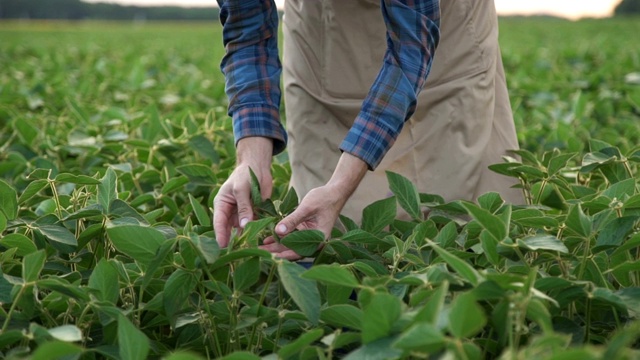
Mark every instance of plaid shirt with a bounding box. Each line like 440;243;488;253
218;0;440;169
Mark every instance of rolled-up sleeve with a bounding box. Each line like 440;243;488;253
217;0;287;155
340;0;440;169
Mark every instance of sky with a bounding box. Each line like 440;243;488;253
82;0;624;20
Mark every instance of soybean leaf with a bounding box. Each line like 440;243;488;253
98;167;117;213
238;217;275;247
37;224;78;248
188;194;211;227
118;314;150;360
280;230;324;257
279;187;299;215
602;178;636;200
461;202;507;242
233;257;260;292
277;261;320;325
0;233;37;257
88;259;120;304
565;204;591;237
210;248;272;271
362;293;401;344
218;352;261;360
176;164;217;186
141;238;176;291
37;278;89;301
55;173;102;185
109;200;147;224
477;192;504;213
23;249;46;283
192;234;219;264
0;179;18;220
448;292;487;338
393;323;445;353
480;230;501;266
413;281;448;324
107;225;166;266
188;134;219;162
249;167;262;208
386;171;421;220
518;235;569;254
0;211;5;234
278;328;324;360
594;216;637;252
164;269;197;323
48;325;83;342
31;341;83;360
526;298;553;333
320;305;363;330
18;179;48;204
344;337;402;360
301;264;359;288
362;197;397;234
430;242;482;286
161;176;189;195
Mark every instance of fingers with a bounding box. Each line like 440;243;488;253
213;195;235;248
259;242;302;261
232;179;254;229
276;206;306;237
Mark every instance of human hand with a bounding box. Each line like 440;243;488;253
213;137;273;248
260;153;369;260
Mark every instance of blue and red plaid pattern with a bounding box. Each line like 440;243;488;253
218;0;440;168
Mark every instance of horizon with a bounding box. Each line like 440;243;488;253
81;0;624;20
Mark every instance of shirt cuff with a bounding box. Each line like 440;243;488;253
232;104;287;155
339;114;398;171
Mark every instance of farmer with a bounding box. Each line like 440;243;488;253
213;0;521;260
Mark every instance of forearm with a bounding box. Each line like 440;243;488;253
326;153;369;204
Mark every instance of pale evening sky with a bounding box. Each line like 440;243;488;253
82;0;624;20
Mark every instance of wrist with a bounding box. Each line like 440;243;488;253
326;152;368;200
236;137;273;168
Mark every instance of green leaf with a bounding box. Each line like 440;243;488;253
48;325;83;342
107;225;166;266
526;298;553;333
0;233;37;257
176;164;217;186
118;314;150;360
37;278;89;301
88;259;120;304
210;248;272;271
280;230;325;257
386;171;421;220
448;292;487;338
279;187;299;215
18;179;48;204
301;264;359;288
414;281;448;324
161;176;189;195
362;197;397;234
193;234;219;264
238;217;275;247
188;194;211;227
320;305;363;330
0;211;5;233
344;337;402;360
278;328;324;360
23;249;46;282
548;153;577;176
594;216;637;252
480;230;501;266
249;167;262;208
0;270;15;303
31;341;83;360
518;235;569;253
233;257;260;291
55;173;102;185
109;199;146;223
602;178;636;200
362;293;401;344
565;204;591;237
218;352;261;360
430;243;482;286
98;167;118;213
38;224;78;248
393;323;445;352
477;192;504;213
461;202;507;242
0;330;24;351
277;261;321;325
140;238;176;291
188;134;219;162
0;179;18;220
164;268;197;322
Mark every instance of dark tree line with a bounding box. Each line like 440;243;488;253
0;0;220;20
615;0;640;15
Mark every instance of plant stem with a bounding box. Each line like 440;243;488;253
577;236;592;280
584;295;592;344
249;262;277;352
1;284;26;333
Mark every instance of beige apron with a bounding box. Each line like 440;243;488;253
282;0;522;221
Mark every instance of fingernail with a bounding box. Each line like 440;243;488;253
240;218;249;228
277;224;287;234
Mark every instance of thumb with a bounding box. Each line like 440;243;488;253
276;207;307;236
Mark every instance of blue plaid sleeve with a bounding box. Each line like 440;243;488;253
340;0;440;169
217;0;287;155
